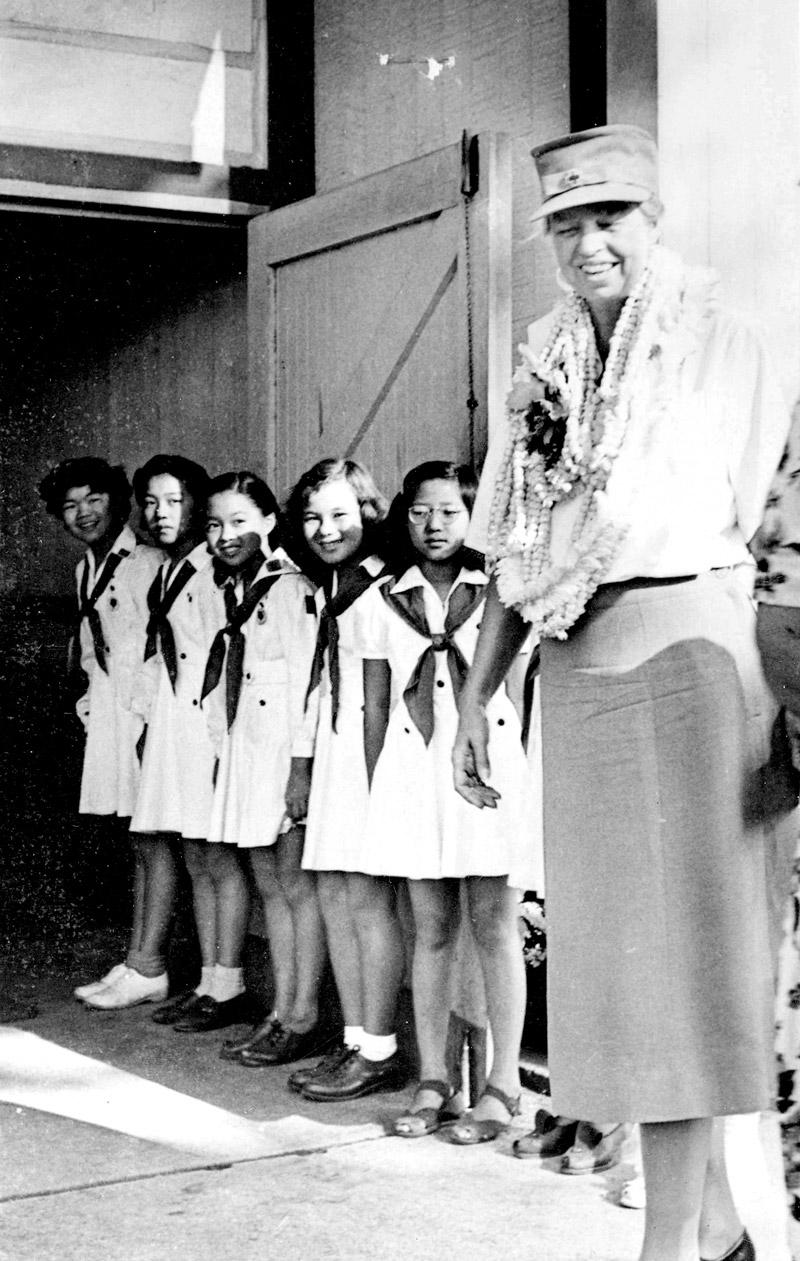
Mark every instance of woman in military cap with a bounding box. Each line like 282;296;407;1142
454;124;796;1261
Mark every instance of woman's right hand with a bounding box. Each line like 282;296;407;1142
452;701;501;809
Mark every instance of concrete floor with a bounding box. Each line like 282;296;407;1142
0;961;796;1261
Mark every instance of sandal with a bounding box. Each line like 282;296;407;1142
449;1082;521;1145
392;1079;463;1138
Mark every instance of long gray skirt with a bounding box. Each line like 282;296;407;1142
540;566;797;1123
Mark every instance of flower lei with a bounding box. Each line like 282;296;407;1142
487;246;715;638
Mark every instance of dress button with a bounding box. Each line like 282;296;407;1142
497;718;505;726
259;700;266;707
436;680;445;688
404;727;410;734
246;672;251;680
109;598;117;608
192;699;198;706
180;652;186;659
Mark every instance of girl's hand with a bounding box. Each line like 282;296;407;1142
452;702;501;809
75;693;91;730
285;757;313;821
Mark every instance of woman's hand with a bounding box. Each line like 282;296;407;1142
452;701;501;809
285;756;312;821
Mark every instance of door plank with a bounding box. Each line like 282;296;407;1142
257;139;464;265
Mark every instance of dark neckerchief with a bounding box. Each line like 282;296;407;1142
144;558;198;691
201;553;288;730
77;546;130;674
305;560;386;732
382;574;486;745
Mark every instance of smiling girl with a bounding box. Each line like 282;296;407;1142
283;458;406;1101
199;471;326;1067
39;457;164;1001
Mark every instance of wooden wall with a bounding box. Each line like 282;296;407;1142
314;0;570;353
0;213;248;602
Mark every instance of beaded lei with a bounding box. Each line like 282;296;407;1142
487;245;715;638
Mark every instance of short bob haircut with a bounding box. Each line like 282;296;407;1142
284;456;389;584
132;454;210;532
386;459;482;574
206;469;283;552
39;457;132;524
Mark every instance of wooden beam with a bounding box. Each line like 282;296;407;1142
606;0;657;135
257;140;465;264
248;212;279;477
0;23;254;66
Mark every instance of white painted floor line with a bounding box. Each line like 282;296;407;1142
0;1028;381;1160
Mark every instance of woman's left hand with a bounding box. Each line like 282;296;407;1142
285;756;312;821
452;702;501;809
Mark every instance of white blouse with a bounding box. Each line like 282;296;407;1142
469;305;790;584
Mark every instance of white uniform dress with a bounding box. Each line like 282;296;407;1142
205;551;318;848
75;525;163;817
302;555;385;873
130;542;224;840
355;564;542;891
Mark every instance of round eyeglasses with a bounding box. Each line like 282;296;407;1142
407;505;467;524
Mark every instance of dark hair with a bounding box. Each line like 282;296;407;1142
132;454;210;532
38;457;132;524
207;470;283;550
386;460;483;573
284;457;389;582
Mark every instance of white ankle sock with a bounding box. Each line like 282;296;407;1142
194;966;215;997
358;1031;397;1062
211;965;244;1003
344;1025;364;1049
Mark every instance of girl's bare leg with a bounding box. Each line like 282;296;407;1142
127;836;147;956
204;843;249;969
407;878;461;1083
249;845;297;1023
348;872;405;1036
316;870;363;1029
276;828;327;1030
182;838;217;971
465;876;526;1120
128;833;179;976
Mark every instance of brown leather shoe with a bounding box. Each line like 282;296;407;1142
301;1048;407;1100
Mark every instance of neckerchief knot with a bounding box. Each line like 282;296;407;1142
305;561;386;732
381;576;486;745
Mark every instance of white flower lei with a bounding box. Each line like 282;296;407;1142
487;246;717;638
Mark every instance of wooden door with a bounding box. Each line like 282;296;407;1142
247;132;512;501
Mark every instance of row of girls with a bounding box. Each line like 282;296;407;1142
39;453;542;1139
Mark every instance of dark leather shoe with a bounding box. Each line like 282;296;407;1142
560;1121;630;1174
301;1048;407;1100
700;1230;755;1261
287;1040;348;1093
239;1023;324;1067
152;991;204;1026
173;992;252;1033
513;1112;579;1159
220;1015;277;1062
